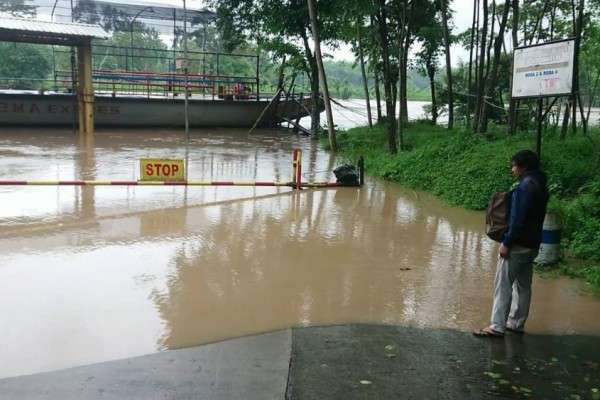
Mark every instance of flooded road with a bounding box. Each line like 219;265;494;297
1;128;600;379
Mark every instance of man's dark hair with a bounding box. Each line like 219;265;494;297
511;150;540;170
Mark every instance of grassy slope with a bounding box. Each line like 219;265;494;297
329;122;600;291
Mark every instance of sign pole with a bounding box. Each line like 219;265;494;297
183;0;190;182
536;97;543;158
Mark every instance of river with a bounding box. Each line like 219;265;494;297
0;127;599;379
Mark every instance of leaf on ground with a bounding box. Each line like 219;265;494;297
551;357;559;363
359;380;372;385
498;379;510;385
520;387;532;393
384;344;396;352
385;353;396;359
484;372;502;379
591;388;600;400
492;359;507;366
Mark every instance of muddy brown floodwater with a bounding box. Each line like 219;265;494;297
1;128;599;379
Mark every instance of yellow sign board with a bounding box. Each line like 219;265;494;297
140;159;185;181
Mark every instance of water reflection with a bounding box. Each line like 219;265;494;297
0;128;599;379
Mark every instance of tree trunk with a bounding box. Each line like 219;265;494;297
374;68;383;122
479;0;510;133
485;0;496;82
370;13;383;123
356;20;373;128
375;0;398;154
467;0;477;129
474;0;481;127
310;64;321;137
507;0;519;134
306;0;336;150
574;0;587;135
400;33;410;124
427;63;437;125
560;100;571;140
440;0;453;129
397;0;407;149
474;0;488;133
300;31;321;138
586;71;600;124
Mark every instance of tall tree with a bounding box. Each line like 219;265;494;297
507;0;519;134
369;14;384;122
466;0;478;128
440;0;454;129
573;0;587;134
473;0;488;133
478;0;510;132
307;0;337;150
211;0;343;137
374;0;398;153
356;19;373;128
373;67;383;121
416;24;444;125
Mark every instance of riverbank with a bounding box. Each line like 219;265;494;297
327;122;600;291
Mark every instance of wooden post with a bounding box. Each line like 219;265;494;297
77;41;94;137
292;149;303;189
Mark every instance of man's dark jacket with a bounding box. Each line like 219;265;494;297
502;169;549;250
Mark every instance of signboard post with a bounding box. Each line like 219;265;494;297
511;39;575;158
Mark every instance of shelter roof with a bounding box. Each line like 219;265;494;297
0;17;109;45
72;0;215;26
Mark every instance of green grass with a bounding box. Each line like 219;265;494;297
328;122;600;291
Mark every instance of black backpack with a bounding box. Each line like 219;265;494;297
333;165;359;186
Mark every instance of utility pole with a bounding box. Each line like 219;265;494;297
307;0;337;151
183;0;190;181
183;0;190;139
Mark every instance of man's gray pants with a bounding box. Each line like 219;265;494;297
491;245;539;333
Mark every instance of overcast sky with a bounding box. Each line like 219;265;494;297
161;0;475;64
101;0;477;65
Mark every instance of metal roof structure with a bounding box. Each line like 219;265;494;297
82;0;216;24
0;16;109;45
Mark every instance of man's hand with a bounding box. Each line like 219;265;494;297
499;243;510;258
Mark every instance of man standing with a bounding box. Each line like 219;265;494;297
475;150;549;337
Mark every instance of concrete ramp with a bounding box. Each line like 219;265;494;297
0;330;291;400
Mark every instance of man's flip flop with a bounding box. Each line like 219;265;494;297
473;327;504;338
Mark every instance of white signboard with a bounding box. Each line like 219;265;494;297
512;39;575;98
